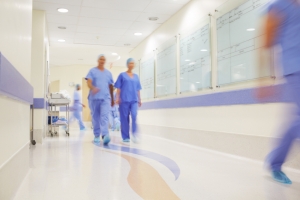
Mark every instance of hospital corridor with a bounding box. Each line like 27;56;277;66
1;0;300;199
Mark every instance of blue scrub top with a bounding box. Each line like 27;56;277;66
114;72;142;103
86;67;114;100
267;0;300;75
73;90;81;111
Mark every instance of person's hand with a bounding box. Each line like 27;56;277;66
256;85;276;100
138;101;142;107
111;99;115;107
92;87;100;95
82;104;86;108
115;99;120;105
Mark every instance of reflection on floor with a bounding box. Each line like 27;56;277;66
15;128;300;200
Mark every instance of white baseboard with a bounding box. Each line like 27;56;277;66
0;143;29;200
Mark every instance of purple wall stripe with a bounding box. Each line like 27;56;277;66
140;85;292;110
0;52;33;104
33;98;46;109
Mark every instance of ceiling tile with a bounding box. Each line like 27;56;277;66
78;17;133;29
128;21;161;32
80;7;140;21
76;26;127;36
144;2;183;15
33;0;82;6
48;31;76;38
151;0;191;5
47;23;78;32
135;13;171;24
74;38;119;46
33;2;81;16
46;13;78;24
75;32;121;41
82;0;151;12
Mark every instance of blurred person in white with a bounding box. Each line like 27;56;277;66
257;0;300;185
72;84;86;131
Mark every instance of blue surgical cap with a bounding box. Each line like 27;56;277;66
127;58;135;66
97;54;105;60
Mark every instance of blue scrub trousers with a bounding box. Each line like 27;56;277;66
73;110;85;129
119;101;138;140
269;71;300;170
92;99;110;138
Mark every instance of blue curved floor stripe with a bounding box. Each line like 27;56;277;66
94;142;181;180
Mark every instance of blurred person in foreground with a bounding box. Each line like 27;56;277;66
115;58;142;143
257;0;300;184
86;54;114;145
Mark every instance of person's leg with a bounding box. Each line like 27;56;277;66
99;99;110;137
92;100;101;141
130;102;138;135
268;72;300;183
74;110;85;130
99;99;111;144
119;102;130;140
88;99;93;129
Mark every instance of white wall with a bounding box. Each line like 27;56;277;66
0;0;32;199
50;65;125;101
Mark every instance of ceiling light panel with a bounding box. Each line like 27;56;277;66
82;0;151;12
79;7;141;21
78;17;133;29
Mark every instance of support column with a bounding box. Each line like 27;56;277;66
31;10;49;143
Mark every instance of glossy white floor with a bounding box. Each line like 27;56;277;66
15;127;300;200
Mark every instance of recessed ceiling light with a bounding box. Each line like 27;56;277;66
180;78;184;79
124;44;131;46
247;28;255;31
196;82;200;83
57;8;68;13
112;53;118;56
58;39;65;42
58;26;66;29
185;59;190;62
134;32;142;36
201;49;208;52
149;17;159;21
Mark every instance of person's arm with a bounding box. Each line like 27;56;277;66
116;89;121;105
138;91;142;107
109;84;114;107
87;79;99;94
257;10;281;99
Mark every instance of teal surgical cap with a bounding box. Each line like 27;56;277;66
126;58;135;66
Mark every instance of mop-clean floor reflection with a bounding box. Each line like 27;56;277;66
14;127;300;200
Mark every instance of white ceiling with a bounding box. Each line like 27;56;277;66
33;0;191;67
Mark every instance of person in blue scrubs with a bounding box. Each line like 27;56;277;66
72;84;86;130
257;0;300;184
115;58;142;143
86;54;115;145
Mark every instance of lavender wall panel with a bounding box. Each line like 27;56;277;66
0;52;33;104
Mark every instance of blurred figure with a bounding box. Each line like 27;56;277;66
72;84;86;131
258;0;300;184
86;54;115;145
115;58;142;143
109;88;121;131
